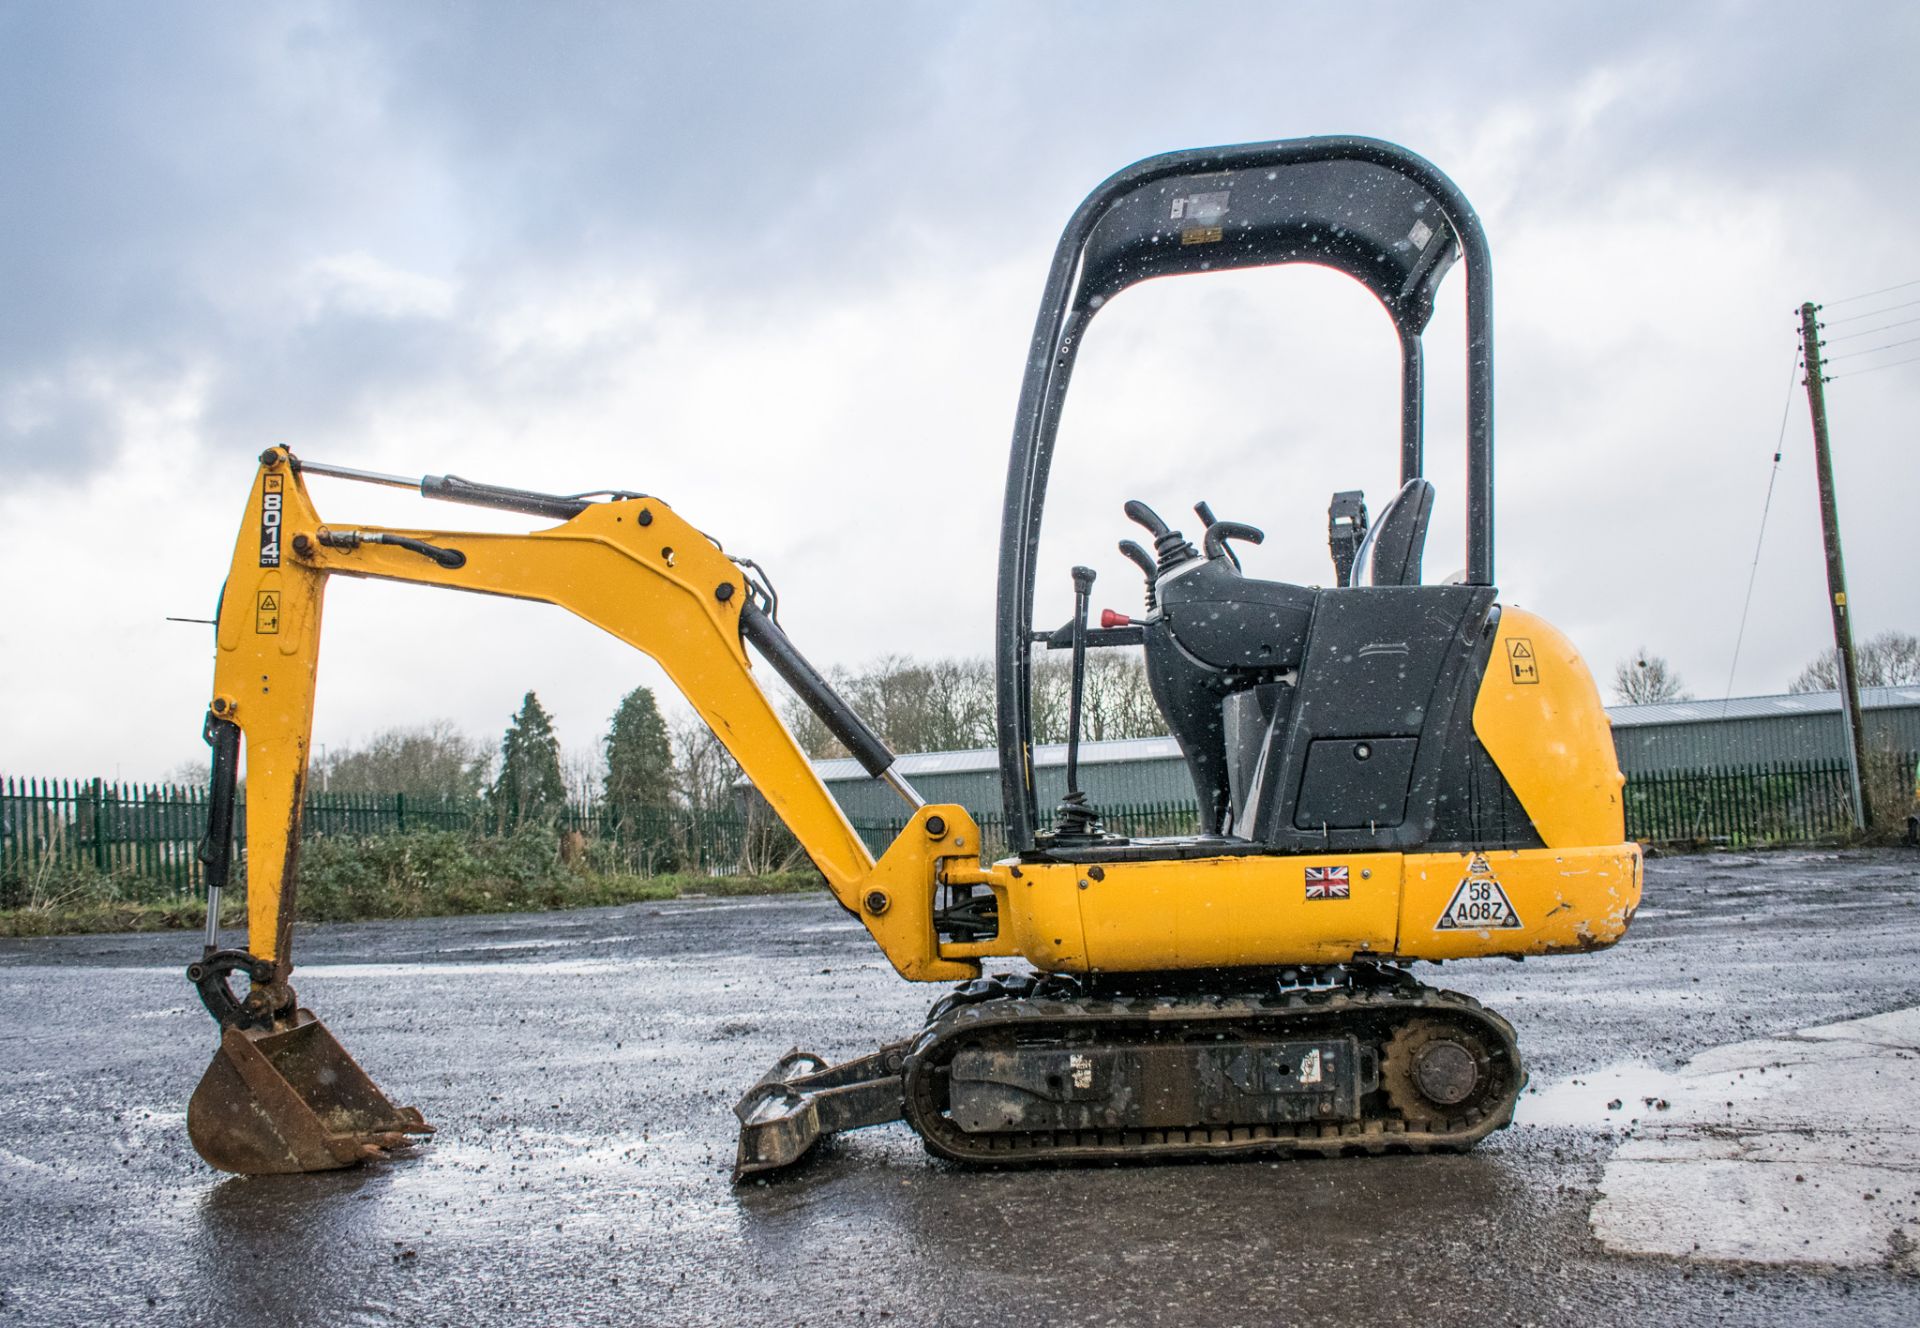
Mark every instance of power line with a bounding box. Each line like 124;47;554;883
1823;314;1920;342
1825;276;1920;305
1823;296;1920;325
1719;346;1800;714
1823;333;1920;361
1831;352;1920;379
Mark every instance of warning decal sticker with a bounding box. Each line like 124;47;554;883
1304;865;1350;900
255;590;280;635
1171;189;1228;245
1434;854;1523;931
1506;637;1539;685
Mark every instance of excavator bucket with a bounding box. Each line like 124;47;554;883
187;1009;432;1175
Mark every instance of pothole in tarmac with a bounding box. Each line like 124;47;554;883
1546;1006;1920;1271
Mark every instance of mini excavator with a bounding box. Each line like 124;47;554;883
183;137;1641;1179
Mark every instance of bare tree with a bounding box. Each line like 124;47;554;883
561;742;606;812
774;675;838;759
1612;650;1691;705
1790;630;1920;693
671;711;742;815
318;719;493;801
1032;651;1166;744
162;758;212;790
781;651;1167;757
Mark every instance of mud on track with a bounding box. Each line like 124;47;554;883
2;850;1918;1326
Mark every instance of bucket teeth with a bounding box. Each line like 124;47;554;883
187;1009;432;1175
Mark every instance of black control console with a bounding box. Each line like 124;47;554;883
1099;487;1540;856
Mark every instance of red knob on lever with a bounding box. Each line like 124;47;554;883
1100;609;1136;629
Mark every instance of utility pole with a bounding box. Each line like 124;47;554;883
1797;302;1873;829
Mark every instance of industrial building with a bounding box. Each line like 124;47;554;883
1608;686;1920;774
810;686;1920;826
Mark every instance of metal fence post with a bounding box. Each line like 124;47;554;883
90;778;107;875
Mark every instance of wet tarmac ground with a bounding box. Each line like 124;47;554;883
3;849;1918;1327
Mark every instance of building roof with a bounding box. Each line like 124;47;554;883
787;687;1920;783
806;735;1183;784
1605;685;1920;728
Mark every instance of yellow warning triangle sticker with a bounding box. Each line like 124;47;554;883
258;593;279;611
1509;641;1532;658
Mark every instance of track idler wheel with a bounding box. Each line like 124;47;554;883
1379;1015;1513;1134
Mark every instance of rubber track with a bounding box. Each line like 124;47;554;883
901;984;1522;1165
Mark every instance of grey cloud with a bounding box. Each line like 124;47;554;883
5;2;1920;487
1;375;122;475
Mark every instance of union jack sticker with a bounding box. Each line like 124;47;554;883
1305;865;1350;900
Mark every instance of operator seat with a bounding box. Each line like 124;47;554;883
1349;479;1434;587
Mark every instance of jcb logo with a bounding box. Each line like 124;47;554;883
259;475;283;568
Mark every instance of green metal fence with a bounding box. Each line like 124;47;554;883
0;778;491;899
1;777;212;895
5;756;1911;903
0;777;763;898
1621;754;1914;846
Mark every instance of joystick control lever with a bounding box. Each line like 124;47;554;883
1117;539;1157;608
1193;501;1239;570
1203;520;1264;563
1123;500;1198;573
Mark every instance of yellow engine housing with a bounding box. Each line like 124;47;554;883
933;605;1641;977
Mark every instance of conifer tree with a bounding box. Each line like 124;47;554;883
490;691;566;828
603;686;675;825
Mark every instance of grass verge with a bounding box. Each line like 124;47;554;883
0;826;825;938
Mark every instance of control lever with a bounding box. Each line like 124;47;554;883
1202;520;1264;564
1194;501;1240;570
1117;540;1156;608
1123;500;1198;572
1051;565;1102;840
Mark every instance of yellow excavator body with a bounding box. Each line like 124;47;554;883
181;135;1643;1179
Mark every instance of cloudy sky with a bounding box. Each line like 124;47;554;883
4;1;1916;782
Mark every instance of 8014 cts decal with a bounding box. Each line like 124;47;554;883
259;474;283;568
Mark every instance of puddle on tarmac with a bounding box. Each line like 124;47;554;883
1516;1061;1691;1128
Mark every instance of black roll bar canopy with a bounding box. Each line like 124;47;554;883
992;136;1496;852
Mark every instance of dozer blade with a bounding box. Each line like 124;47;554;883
187;1008;432;1175
732;1043;909;1181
